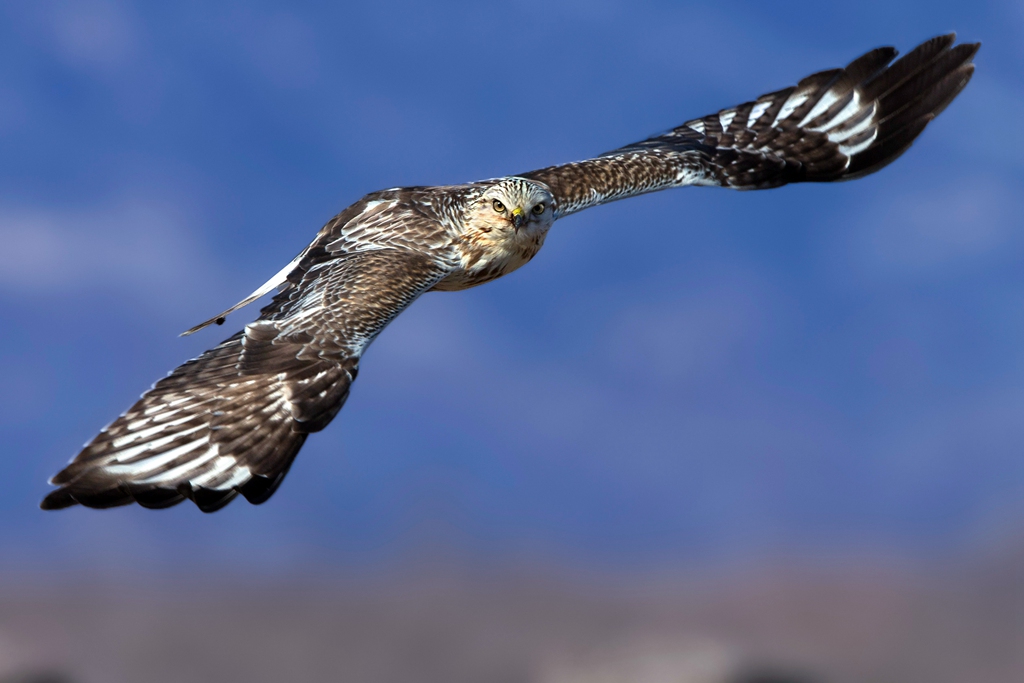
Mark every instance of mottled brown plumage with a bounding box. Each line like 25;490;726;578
42;35;978;512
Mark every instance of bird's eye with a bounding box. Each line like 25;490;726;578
532;203;545;215
492;199;506;213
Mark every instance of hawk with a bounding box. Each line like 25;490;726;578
42;35;979;512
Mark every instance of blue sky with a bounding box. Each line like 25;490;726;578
1;1;1022;574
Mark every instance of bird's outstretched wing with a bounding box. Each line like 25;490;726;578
523;34;978;218
42;247;448;512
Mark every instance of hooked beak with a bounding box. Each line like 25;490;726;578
511;207;526;230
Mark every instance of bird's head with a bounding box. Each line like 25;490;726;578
472;177;554;234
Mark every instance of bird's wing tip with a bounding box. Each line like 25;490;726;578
40;487;78;510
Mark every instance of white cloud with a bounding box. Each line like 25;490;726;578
870;183;1010;267
946;76;1024;169
0;86;28;133
45;0;141;74
225;9;321;89
14;1;165;122
361;291;486;388
0;198;221;311
832;180;1019;284
602;280;771;384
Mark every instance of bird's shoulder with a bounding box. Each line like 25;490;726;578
267;185;477;307
308;185;478;258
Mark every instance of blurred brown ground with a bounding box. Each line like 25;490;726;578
1;540;1020;683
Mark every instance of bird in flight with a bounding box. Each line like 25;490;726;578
42;35;979;512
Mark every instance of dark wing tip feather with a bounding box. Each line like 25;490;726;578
40;487;78;510
239;473;288;505
133;488;187;509
927;62;976;119
179;484;240;514
841;46;899;87
844;115;933;180
878;64;975;138
49;468;76;486
863;33;956;94
41;478;280;513
842;37;978;180
50;482;135;510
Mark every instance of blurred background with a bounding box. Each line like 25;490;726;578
1;1;1021;681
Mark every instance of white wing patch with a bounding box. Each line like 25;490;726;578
801;89;880;157
774;91;810;125
827;103;876;142
105;436;208;476
838;128;878;156
181;252;305;336
135;445;222;485
816;91;862;131
798;89;843;127
238;257;301;306
674;166;706;185
187;456;246;489
747;100;773;127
